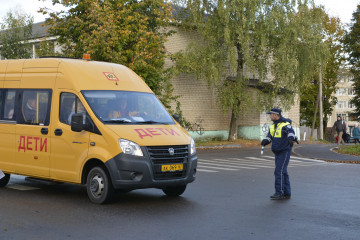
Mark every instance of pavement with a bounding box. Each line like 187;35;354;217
293;143;360;163
198;142;360;163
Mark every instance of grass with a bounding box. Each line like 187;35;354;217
337;144;360;156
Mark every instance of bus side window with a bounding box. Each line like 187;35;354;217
3;90;16;120
59;93;76;125
59;93;87;125
18;90;51;126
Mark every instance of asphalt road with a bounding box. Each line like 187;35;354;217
1;147;359;240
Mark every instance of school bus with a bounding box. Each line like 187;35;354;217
0;57;197;204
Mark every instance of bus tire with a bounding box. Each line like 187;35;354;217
0;174;10;187
86;166;114;204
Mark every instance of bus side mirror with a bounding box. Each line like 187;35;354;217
172;114;180;123
71;114;84;132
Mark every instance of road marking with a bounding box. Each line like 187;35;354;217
199;162;257;169
208;159;274;168
197;164;239;171
197;169;218;173
197;155;326;173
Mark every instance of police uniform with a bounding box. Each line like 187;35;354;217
262;108;295;200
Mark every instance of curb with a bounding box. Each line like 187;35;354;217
196;144;242;150
292;145;360;164
291;145;323;161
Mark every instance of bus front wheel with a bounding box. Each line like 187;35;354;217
86;166;114;204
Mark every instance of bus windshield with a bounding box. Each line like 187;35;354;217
82;90;175;125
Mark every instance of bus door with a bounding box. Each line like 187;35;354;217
15;90;52;177
49;91;90;182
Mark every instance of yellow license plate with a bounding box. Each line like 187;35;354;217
161;164;183;172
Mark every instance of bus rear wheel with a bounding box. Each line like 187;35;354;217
0;174;10;187
86;166;114;204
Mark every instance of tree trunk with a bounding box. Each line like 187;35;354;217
310;92;320;140
228;101;240;141
228;42;244;141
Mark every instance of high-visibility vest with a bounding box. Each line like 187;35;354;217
270;122;290;138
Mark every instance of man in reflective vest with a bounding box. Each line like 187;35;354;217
261;108;296;200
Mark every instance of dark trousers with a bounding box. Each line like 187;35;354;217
274;149;291;196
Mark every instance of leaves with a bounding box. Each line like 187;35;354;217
0;9;34;59
345;4;360;119
40;0;176;109
173;0;329;115
300;11;345;128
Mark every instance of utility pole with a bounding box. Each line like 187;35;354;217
319;64;324;140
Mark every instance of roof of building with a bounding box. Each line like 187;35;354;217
0;21;51;44
31;21;50;39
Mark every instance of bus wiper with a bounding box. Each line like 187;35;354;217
103;119;132;124
135;120;169;125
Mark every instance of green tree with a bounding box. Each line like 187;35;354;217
36;38;55;57
345;4;360;118
0;9;33;59
172;0;329;140
40;0;176;109
300;11;344;135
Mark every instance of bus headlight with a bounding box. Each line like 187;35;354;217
119;139;143;157
190;138;196;155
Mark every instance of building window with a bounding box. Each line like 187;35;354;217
336;88;347;96
348;88;356;95
339;113;347;121
349;113;357;121
336;101;346;109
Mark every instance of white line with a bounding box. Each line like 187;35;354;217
205;158;274;165
260;155;317;163
197;169;218;172
200;161;260;169
197;165;239;171
289;163;325;167
243;157;275;162
199;162;257;169
261;155;323;163
228;158;276;165
202;159;274;168
290;156;325;163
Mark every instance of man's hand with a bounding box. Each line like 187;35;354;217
261;138;270;146
288;138;294;147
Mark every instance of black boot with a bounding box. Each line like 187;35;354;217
270;194;285;200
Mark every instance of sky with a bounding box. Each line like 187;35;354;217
0;0;359;25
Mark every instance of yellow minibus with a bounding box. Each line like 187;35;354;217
0;57;197;204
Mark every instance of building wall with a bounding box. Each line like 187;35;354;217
164;27;231;140
237;93;300;140
165;26;301;141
